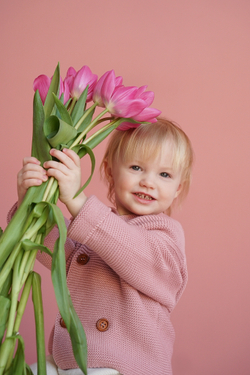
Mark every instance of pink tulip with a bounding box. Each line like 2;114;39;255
115;86;161;130
117;108;161;131
33;75;51;104
106;85;148;118
67;65;98;102
93;70;146;117
93;70;161;126
93;70;123;107
33;75;67;104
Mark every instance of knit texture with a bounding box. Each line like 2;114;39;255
8;196;187;375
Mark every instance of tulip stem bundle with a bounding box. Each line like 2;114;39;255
0;62;161;375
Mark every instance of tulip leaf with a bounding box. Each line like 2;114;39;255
75;106;96;133
44;63;60;120
68;301;87;375
21;239;53;257
85;118;125;151
0;295;11;343
32;91;52;165
71;144;95;198
0;181;49;269
32;272;46;375
44;115;78;149
0;270;12;297
52;93;73;126
5;334;26;375
46;202;87;374
48;204;70;325
71;86;88;126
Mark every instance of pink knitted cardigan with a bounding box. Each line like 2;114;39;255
8;195;188;375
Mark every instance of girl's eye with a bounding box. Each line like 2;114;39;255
131;165;141;171
160;172;170;178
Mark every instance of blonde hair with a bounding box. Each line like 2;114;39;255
100;117;194;215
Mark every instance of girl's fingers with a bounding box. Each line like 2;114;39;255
48;149;80;169
22;156;41;167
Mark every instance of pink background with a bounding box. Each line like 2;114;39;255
1;1;250;374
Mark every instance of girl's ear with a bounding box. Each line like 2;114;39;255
103;159;113;183
174;183;182;198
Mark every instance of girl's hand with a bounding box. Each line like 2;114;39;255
17;157;48;207
43;148;87;217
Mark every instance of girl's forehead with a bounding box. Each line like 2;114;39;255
123;138;176;161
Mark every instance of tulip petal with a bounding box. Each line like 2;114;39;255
117;121;141;131
93;71;110;106
115;76;123;86
111;86;138;103
71;66;97;101
66;67;76;78
33;75;51;104
108;98;146;118
101;70;116;105
133;107;162;122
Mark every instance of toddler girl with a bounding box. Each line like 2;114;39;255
13;117;193;375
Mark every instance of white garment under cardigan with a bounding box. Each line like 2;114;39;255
29;355;120;375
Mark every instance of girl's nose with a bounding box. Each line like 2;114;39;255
139;176;155;189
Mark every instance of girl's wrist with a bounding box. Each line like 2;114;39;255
66;192;88;218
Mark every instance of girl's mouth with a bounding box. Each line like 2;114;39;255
134;193;155;201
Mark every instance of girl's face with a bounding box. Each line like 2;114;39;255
107;142;182;216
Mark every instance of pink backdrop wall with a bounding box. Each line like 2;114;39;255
1;1;250;374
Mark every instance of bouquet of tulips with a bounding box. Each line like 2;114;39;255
0;63;161;375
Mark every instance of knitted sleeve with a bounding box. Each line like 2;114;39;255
67;195;187;311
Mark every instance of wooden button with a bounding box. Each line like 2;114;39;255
96;318;109;332
60;318;66;328
77;253;89;265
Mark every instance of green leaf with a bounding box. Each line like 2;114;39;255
47;203;87;374
31;91;52;165
45;204;69;325
0;295;11;343
75;105;96;133
85;118;125;150
21;239;53;257
0;270;12;297
71;144;95;197
44;63;60;120
68;301;87;375
5;335;26;375
71;86;88;126
44;115;77;149
32;272;46;375
14;273;33;335
0;336;18;375
53;93;73;126
0;181;49;269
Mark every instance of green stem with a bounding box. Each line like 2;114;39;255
0;338;16;375
6;251;23;338
68;97;77;116
32;272;47;375
24;209;48;240
0;243;21;292
21;247;39;286
74;102;98;130
42;176;55;202
83;118;118;145
70;107;109;149
13;272;33;333
46;178;59;203
4;273;33;373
